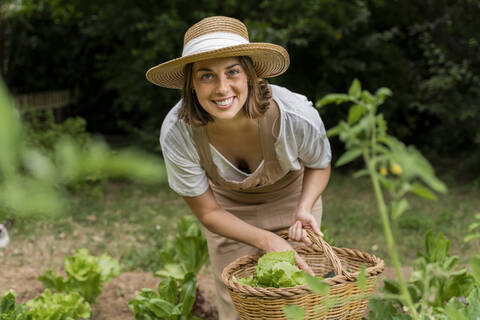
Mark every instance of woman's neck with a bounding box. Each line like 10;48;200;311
207;112;257;136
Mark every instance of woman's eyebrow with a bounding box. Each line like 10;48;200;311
225;63;240;69
196;64;240;73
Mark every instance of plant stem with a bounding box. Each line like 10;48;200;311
366;158;419;319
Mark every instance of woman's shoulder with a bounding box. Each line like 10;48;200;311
270;84;319;122
160;99;192;148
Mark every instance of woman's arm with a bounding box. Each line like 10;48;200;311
182;187;315;274
289;163;331;244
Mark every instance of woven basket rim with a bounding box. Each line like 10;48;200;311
222;243;385;298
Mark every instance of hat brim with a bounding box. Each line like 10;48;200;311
145;43;289;89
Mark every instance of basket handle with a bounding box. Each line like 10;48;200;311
279;229;354;280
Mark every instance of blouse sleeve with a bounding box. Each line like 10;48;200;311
274;85;331;169
295;109;331;168
160;116;209;197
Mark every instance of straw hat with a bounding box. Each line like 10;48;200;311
146;16;290;89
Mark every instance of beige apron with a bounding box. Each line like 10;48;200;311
192;103;323;320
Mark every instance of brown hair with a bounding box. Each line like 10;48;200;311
178;56;271;126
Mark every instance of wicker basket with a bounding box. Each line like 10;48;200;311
222;230;384;319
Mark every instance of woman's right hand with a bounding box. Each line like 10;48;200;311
263;232;314;276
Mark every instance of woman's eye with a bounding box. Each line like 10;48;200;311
228;69;240;76
201;73;213;80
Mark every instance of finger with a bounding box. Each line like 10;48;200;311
302;229;312;246
288;224;296;241
296;254;314;276
311;219;323;236
295;221;303;241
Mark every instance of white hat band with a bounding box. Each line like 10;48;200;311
182;32;249;57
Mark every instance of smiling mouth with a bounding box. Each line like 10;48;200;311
212;97;234;107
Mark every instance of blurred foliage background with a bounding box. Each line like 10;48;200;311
2;0;480;178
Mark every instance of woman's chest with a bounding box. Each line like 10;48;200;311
209;132;262;174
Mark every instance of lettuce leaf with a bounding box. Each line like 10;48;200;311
38;248;121;305
236;251;305;288
0;290;27;320
25;289;91;320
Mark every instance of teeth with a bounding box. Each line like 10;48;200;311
214;97;233;106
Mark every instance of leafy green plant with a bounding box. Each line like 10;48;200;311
154;216;209;280
464;212;480;244
0;291;27;320
375;231;475;319
282;266;368;320
130;216;215;319
24;108;108;197
25;289;91;320
25;109;90;156
235;251;305;288
444;287;480;320
316;79;448;319
129;273;199;320
0;80;166;220
38;248;121;305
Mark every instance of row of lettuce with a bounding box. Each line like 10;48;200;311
0;215;214;320
3;216;479;320
1;248;120;319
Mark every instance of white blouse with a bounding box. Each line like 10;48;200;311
160;84;331;197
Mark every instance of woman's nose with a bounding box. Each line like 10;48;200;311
215;75;229;95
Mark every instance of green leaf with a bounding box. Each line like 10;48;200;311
0;291;21;315
391;199;409;220
468;222;480;231
375;87;392;104
465;287;480;317
471;255;480;285
26;290;91;320
464;233;480;243
410;183;437;201
445;288;480;320
357;265;366;290
98;253;122;282
302;271;330;295
353;169;369;178
144;298;180;317
157;277;178;305
347;104;366;124
445;299;468;320
316;94;351;107
234;275;258;287
361;90;375;105
155;263;186;280
38;270;67;292
423;231;450;264
335;149;363;167
283;304;305;320
381;278;401;295
348;79;361;99
326;125;342;137
367;298;411;320
179;272;197;315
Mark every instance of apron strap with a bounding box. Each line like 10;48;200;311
258;100;279;164
192;125;223;183
191;99;284;189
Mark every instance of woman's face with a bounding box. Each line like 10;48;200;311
192;57;249;122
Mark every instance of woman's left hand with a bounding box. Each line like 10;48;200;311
289;208;323;246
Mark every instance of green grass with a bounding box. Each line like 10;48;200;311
323;171;480;264
9;170;480;272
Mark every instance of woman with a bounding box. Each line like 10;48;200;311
147;16;331;319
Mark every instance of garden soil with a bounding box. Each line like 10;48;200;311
0;232;410;319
